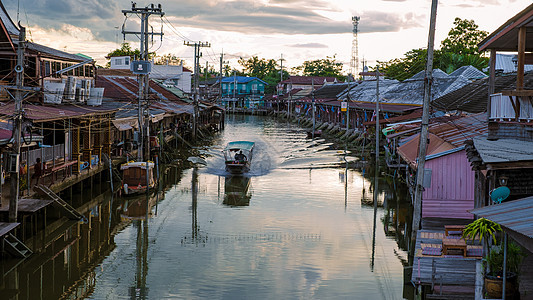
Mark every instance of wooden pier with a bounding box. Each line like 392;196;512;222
412;230;482;299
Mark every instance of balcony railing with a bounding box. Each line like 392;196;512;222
490;93;533;122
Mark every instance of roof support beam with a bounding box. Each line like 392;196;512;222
517;26;526;90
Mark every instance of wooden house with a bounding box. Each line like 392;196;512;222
391;114;488;220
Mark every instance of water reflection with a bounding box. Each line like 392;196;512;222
223;176;252;207
0;115;417;299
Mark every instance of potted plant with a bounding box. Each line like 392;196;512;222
484;242;525;299
463;218;525;299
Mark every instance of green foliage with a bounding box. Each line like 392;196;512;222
238;56;279;79
154;53;182;66
486;242;525;276
441;18;488;56
378;48;428;81
106;42;141;59
293;55;345;81
237;56;288;94
463;217;502;244
378;17;489;80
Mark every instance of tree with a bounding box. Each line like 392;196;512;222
378;18;489;80
441;18;488;56
293;55;344;80
378;48;429;81
237;56;288;94
106;42;141;59
154;53;182;65
238;56;279;79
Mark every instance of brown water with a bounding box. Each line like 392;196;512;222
0;114;413;300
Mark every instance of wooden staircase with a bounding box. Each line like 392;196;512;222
3;233;32;258
34;184;87;223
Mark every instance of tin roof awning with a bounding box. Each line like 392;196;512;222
470;196;533;252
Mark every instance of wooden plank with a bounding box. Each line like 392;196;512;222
0;222;19;236
501;90;533;97
0;199;53;213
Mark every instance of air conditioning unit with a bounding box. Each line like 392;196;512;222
87;87;104;106
63;76;77;101
43;81;65;104
81;79;91;100
76;88;85;102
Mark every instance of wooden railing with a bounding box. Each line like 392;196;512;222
489;92;533;122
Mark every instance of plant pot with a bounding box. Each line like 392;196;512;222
484;273;519;299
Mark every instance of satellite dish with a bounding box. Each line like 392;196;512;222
490;186;510;204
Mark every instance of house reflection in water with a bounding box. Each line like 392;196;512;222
223;176;252;207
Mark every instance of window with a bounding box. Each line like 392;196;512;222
252;84;257;91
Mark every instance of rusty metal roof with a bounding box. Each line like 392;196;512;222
470;196;533;238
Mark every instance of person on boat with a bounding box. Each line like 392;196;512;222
234;150;246;162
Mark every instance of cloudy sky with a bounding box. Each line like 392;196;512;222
3;0;532;73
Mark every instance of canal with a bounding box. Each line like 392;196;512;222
1;114;414;299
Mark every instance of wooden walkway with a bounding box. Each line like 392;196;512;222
0;222;19;237
0;199;53;214
412;230;481;294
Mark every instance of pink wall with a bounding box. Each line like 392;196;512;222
422;150;475;219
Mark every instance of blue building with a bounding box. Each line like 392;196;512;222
220;76;267;108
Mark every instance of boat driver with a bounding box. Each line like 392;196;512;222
235;150;246;161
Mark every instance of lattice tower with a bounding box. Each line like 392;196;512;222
350;16;360;78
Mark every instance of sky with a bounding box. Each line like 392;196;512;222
3;0;532;73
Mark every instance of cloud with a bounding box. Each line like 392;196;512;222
289;43;328;48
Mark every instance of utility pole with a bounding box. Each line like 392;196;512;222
412;0;438;240
185;41;210;140
205;61;209;101
9;26;25;222
122;3;164;161
279;54;285;95
312;79;316;138
219;52;223;105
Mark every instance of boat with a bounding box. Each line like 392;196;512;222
120;161;155;195
306;130;322;138
223;141;255;174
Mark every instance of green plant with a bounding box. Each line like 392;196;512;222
486;242;526;276
462;217;502;243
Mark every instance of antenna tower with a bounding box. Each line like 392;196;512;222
350;16;360;78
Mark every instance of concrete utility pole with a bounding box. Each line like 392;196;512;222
219;52;223;104
122;3;164;161
412;0;438;240
279;54;284;88
8;26;25;222
312;79;316;139
185;41;210;140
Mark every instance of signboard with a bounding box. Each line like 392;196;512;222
341;101;347;112
131;61;152;75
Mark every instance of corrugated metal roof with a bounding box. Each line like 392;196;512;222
220;76;267;85
25;42;88;62
432;71;533;113
0;102;117;122
449;65;488;79
470;196;533;238
395;113;488;166
473;136;533;163
279;76;337;85
0;2;19;36
407;69;450;81
478;3;533;52
491;54;533;74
